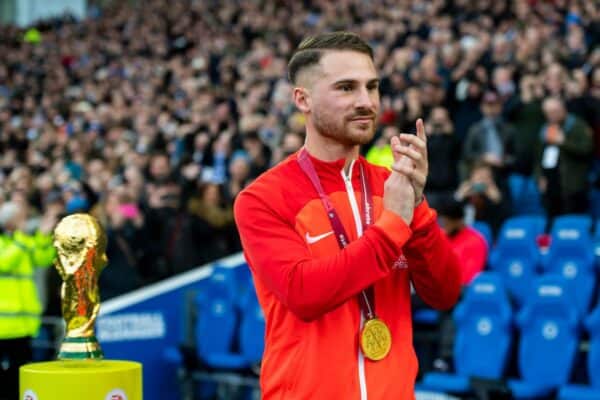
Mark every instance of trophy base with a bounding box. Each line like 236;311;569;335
20;359;142;400
58;336;103;359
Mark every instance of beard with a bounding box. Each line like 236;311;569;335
312;107;377;146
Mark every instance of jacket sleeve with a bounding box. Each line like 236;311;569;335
560;121;593;157
405;199;462;310
234;189;412;322
32;231;56;268
0;240;22;273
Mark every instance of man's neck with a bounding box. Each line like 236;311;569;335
444;220;465;237
553;115;567;126
304;132;360;174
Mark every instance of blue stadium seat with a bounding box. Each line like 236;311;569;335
489;216;543;306
195;292;247;369
413;308;441;325
167;266;255;399
239;288;265;366
420;272;513;395
488;255;537;308
508;174;545;216
508;275;581;399
197;265;239;304
471;221;493;248
594;220;600;266
193;266;248;370
541;228;596;316
559;304;600;399
233;262;253;291
498;215;547;238
551;214;593;237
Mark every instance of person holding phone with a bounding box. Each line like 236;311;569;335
454;162;510;234
234;32;461;399
537;96;593;217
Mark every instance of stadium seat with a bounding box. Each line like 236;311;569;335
193;266;248;370
420;272;513;395
197;265;239;304
541;227;596;316
508;275;581;399
233;262;253;292
559;303;600;399
413;308;441;325
488;255;537;308
471;221;493;248
551;214;593;237
508;174;545;216
167;266;257;399
594;220;600;266
195;291;247;369
498;215;547;238
239;288;265;366
489;216;544;306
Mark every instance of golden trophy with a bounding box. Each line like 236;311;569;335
53;213;107;359
20;213;143;400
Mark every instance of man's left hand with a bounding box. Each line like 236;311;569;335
390;118;428;205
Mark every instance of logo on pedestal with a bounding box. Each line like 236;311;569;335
23;390;38;400
105;389;128;400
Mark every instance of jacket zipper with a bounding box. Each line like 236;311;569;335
341;160;368;400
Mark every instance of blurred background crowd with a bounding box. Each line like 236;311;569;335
0;0;599;307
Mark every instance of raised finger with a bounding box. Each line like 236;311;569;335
398;133;426;152
416;118;426;142
390;135;402;163
392;143;422;163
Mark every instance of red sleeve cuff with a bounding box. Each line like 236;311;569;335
373;209;412;248
410;197;437;233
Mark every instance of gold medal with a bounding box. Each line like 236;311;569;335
360;318;392;361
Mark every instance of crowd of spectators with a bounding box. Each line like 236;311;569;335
0;0;599;311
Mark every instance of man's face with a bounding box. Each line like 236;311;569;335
482;101;502;118
431;107;449;125
298;51;380;146
543;99;566;124
150;155;170;181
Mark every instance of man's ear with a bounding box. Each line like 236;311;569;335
293;87;311;114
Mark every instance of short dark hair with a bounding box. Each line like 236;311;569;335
288;32;374;84
437;195;465;220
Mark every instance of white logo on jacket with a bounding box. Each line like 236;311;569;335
305;231;334;244
393;254;408;269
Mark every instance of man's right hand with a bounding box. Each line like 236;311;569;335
383;135;415;225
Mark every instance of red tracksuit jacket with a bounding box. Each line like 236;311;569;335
234;151;461;399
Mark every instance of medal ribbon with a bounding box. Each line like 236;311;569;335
297;149;376;320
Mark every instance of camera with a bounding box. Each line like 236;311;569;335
432;122;444;132
472;182;487;193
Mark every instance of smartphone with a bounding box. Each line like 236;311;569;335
119;204;140;219
472;182;487;193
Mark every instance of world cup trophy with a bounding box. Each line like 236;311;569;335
19;213;143;400
53;213;107;359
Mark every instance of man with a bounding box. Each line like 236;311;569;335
537;96;593;217
437;196;488;286
234;32;461;399
461;90;516;181
0;202;56;400
365;124;399;168
423;106;461;210
454;161;511;235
